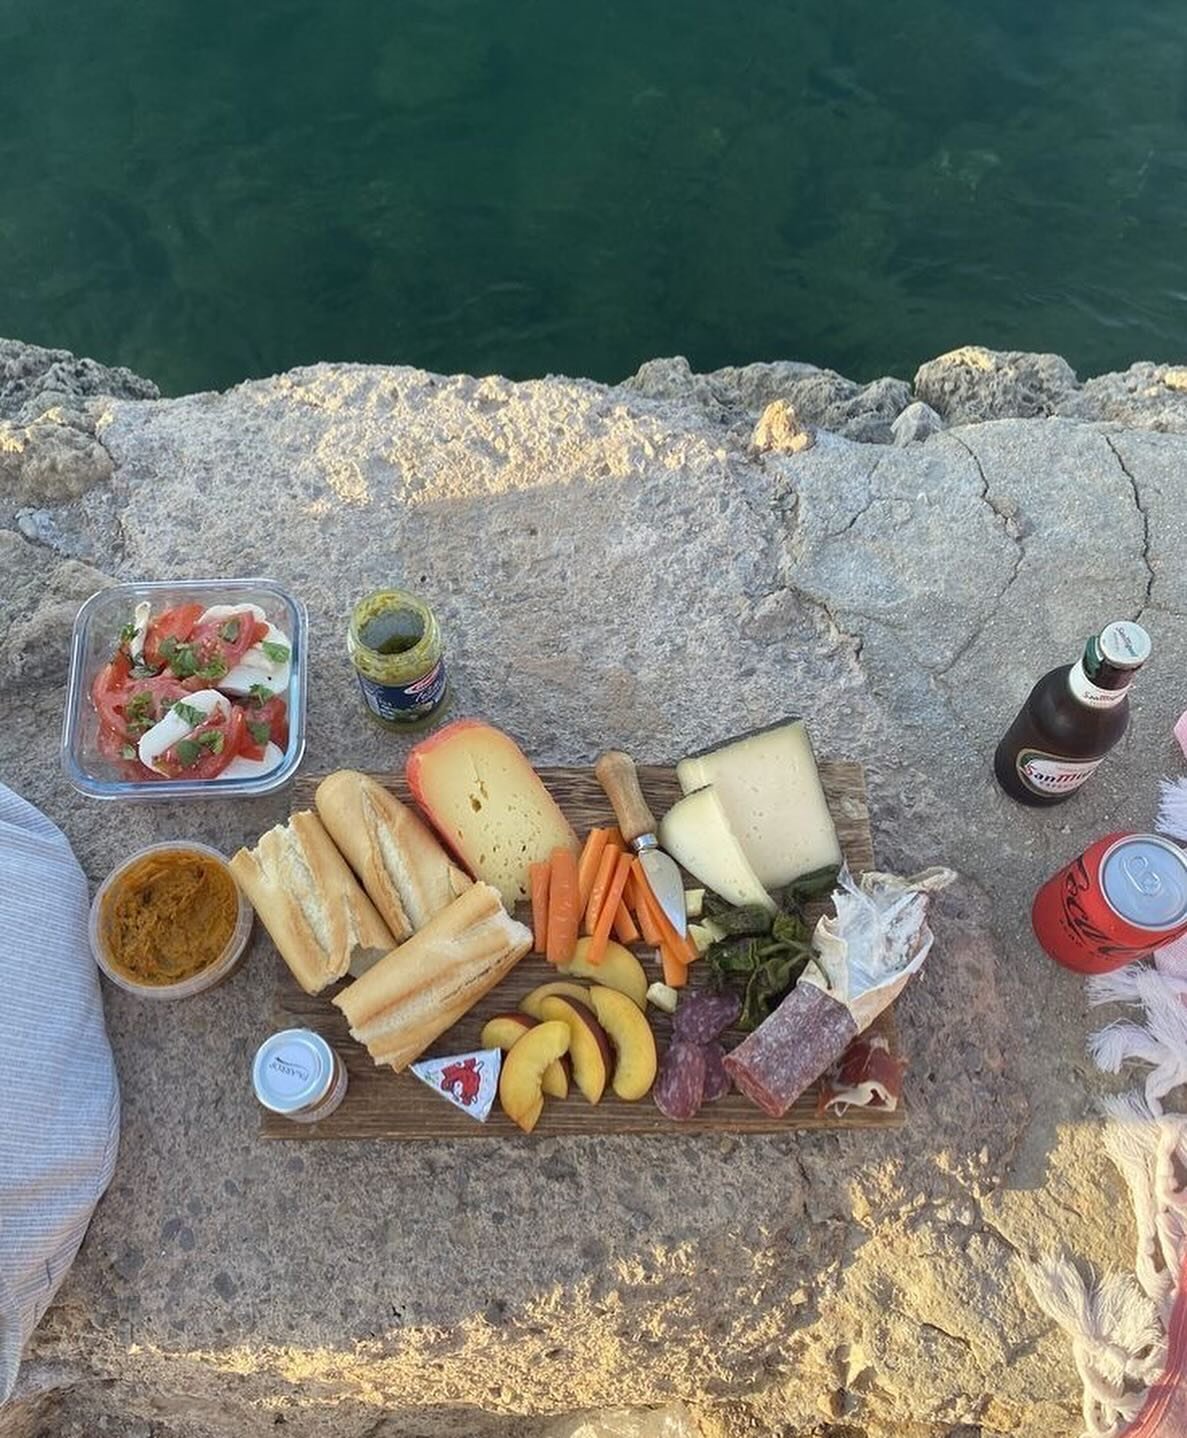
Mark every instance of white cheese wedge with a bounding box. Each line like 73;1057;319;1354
137;690;230;774
658;786;775;911
218;623;292;698
129;600;151;662
675;720;842;889
222;741;284;780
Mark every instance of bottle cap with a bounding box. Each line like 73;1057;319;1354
252;1028;336;1113
1096;621;1151;670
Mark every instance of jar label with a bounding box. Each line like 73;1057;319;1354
1016;748;1104;796
356;657;447;722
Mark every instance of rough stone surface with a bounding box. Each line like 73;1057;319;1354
750;399;813;455
1;338;1186;1438
1057;359;1187;431
0;337;158;423
891;400;944;446
913;346;1080;425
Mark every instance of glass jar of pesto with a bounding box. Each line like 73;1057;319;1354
347;589;448;728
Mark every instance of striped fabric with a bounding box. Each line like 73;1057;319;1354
0;784;119;1404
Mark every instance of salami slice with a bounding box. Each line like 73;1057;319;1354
652;1041;707;1121
672;989;741;1045
700;1042;732;1104
723;986;858;1118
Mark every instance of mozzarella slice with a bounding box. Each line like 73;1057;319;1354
221;742;284;780
218;623;292;697
128;601;152;662
137;690;231;775
197;603;268;625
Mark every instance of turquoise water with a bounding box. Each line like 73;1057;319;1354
2;1;1185;394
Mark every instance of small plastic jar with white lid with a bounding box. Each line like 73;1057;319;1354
252;1028;347;1123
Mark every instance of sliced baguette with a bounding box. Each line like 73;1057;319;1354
333;882;532;1072
314;770;472;939
230;811;395;994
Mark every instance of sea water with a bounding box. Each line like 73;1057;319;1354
1;0;1184;393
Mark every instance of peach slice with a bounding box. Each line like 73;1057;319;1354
519;980;590;1020
498;1020;571;1133
561;937;647;1009
588;985;658;1101
481;1013;571;1100
539;995;613;1105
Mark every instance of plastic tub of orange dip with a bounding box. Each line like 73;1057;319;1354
89;842;253;999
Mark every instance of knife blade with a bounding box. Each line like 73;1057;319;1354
594;750;687;938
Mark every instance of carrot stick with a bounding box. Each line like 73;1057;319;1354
576;828;609;911
611;900;640;945
587;851;634;965
629;864;663;946
546;847;580;967
606;827;624;850
634;865;698;967
584;844;619;935
529;861;551;955
661;944;689;988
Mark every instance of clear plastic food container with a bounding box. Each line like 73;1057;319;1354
89;841;254;999
62;577;307;800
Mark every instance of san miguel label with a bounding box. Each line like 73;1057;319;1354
1016;748;1104;797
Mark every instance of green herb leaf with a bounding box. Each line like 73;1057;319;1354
118;622;136;646
195;656;228;681
248;720;271;746
172;700;206;727
248;683;274;705
196;728;225;753
120;743;137;760
771;912;807;945
219;617;242;643
125;691;155;734
175;738;203;767
129;662;159;679
260;640;290;664
776;865;841;913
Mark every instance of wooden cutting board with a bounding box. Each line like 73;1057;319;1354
265;762;903;1139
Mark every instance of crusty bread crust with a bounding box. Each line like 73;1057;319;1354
230;811;395;994
333;882;532;1071
314;770;471;937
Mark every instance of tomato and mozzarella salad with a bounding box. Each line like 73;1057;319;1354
90;601;292;782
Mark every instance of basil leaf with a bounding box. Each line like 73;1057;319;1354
118;622;136;646
197;729;225;753
195;656;228;680
120;744;137;760
172;700;206;727
175;738;203;767
125;691;155;734
248;720;271;746
248;683;273;705
260;640;290;664
163;639;198;678
219;617;242;643
130;662;159;679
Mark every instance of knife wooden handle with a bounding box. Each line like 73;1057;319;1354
595;750;656;844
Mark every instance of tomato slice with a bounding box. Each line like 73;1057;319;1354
156;706;245;780
161;608;260;682
245;694;288;751
91;652;133;735
95;721;163;779
143;603;203;670
90;655;190;743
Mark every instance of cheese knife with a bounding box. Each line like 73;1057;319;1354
595;750;687;938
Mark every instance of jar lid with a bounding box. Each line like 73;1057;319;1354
252;1028;336;1113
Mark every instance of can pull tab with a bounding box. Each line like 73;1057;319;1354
1121;853;1164;898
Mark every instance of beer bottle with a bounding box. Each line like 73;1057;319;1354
993;620;1151;806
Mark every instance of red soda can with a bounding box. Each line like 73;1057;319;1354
1032;831;1187;974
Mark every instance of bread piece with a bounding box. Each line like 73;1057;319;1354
314;770;472;939
333;882;532;1072
230;811;395;994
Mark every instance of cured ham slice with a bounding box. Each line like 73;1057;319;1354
816;1034;906;1117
